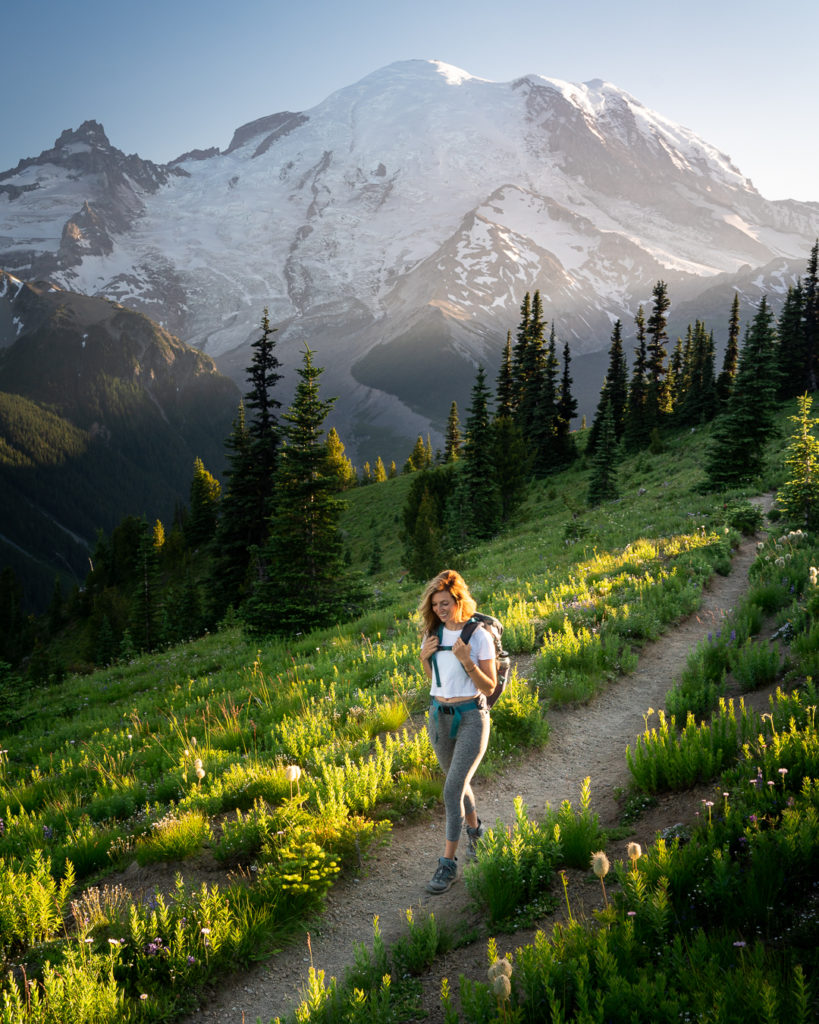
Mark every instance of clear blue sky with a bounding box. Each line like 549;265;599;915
3;0;817;202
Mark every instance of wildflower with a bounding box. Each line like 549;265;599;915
194;758;203;770
626;842;642;869
200;927;211;935
108;938;121;946
187;955;196;965
493;975;512;1000
285;765;302;782
195;767;205;780
43;825;53;840
0;818;4;836
627;910;636;917
734;940;746;947
779;767;788;777
488;958;513;981
591;851;610;878
775;557;786;568
140;994;148;1001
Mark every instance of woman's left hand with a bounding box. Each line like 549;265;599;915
452;638;472;665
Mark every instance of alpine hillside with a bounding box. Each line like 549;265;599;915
0;270;240;608
2;59;818;459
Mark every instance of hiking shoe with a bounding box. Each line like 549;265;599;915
465;820;485;861
426;856;457;894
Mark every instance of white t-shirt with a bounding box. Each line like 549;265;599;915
428;623;495;700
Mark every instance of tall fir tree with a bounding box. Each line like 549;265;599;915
208;402;255;619
623;306;649;451
587;399;619;506
530;322;560;476
705;296;779;487
447;366;502;547
186;457;221;550
516;291;548;440
803;240;819;392
243;309;283;543
777;283;806;399
717;292;741;403
325;427;357;490
496;330;515;419
676;321;717;426
554;338;578;467
587;319;628;456
243;346;363;636
644;280;671;431
445;401;462;462
128;520;161;653
511;291;532;409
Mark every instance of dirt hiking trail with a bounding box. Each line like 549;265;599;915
187;499;774;1023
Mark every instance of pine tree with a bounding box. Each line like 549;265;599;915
516;292;548;440
496;330;515;419
623;306;649;451
587;320;628;456
403;435;430;473
530;323;560;476
777;283;806;399
803;240;819;392
777;393;819;530
448;366;502;547
644;280;671;430
243;346;364;636
401;463;456;574
445;401;462;462
128;520;161;652
717;293;741;402
492;414;529;523
408;488;449;581
587;399;619;506
325;427;357;490
208;402;256;617
373;456;388;483
676;321;717;426
554;338;578;467
705;296;779;487
243;309;283;544
511;292;532;408
186;457;221;550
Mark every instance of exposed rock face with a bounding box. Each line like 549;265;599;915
2;61;819;459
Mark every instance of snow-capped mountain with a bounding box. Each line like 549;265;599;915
2;59;818;460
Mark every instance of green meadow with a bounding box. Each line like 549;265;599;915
2;410;818;1023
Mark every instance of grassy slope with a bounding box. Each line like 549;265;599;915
0;409;796;1021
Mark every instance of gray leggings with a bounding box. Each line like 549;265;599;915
428;702;490;843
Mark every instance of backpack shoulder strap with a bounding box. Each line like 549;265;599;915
459;617;480;644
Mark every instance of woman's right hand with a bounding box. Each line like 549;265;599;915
420;635;439;662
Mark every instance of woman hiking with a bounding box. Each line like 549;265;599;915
418;569;496;893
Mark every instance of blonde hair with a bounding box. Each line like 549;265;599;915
418;569;477;636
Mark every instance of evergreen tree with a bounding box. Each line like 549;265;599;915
516;292;548;440
448;366;502;547
530;323;560;476
676;321;717;426
644;280;671;430
186;457;221;550
705;296;779;488
777;393;819;530
623;306;649;451
803;240;819;392
554;338;578;466
492;415;529;523
373;456;388;483
587;399;619;506
242;309;283;548
445;401;462;462
777;283;806;399
511;291;532;408
325;427;357;490
496;330;515;419
401;464;456;573
208;402;255;618
243;346;364;636
717;293;741;402
587;320;628;456
403;435;431;473
128;520;161;652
